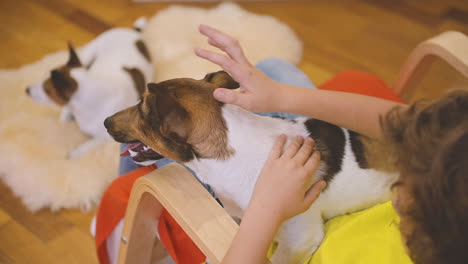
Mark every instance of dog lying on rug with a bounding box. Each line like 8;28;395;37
26;18;153;159
104;71;397;263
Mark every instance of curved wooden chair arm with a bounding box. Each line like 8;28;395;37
393;31;468;100
118;163;239;264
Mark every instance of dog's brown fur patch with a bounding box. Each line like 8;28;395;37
123;67;146;98
43;66;78;105
43;43;82;105
349;131;368;168
304;119;346;184
135;40;151;62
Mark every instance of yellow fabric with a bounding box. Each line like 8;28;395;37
267;240;279;259
306;202;413;264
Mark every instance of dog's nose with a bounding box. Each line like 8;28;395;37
25;87;31;96
103;117;112;129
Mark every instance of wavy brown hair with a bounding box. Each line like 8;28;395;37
381;89;468;264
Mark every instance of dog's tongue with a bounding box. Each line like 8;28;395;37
120;143;144;157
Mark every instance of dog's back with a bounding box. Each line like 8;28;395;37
80;28;152;86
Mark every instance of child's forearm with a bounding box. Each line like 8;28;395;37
221;203;281;264
276;84;408;139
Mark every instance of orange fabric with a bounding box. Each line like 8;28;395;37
95;165;156;264
319;70;405;103
95;69;404;264
158;210;207;264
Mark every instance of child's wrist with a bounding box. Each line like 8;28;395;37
275;83;297;113
266;82;281;113
246;199;285;227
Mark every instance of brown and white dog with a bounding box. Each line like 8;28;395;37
104;71;397;263
26;18;152;159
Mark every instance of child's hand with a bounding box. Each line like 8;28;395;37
249;135;326;224
195;24;283;113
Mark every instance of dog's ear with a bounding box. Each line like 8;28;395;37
67;42;82;68
51;70;72;89
203;71;239;90
148;83;192;143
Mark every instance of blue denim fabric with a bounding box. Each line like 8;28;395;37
257;58;315;89
117;58;316;202
118;144;140;177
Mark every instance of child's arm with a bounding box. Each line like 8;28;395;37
222;135;326;264
195;25;407;140
278;87;406;140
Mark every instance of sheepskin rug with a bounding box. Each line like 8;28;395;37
0;2;302;212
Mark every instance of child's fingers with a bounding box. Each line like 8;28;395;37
304;151;321;172
199;24;230;48
268;134;287;159
282;136;304;159
224;42;249;66
199;24;222;41
199;24;248;65
293;137;315;165
195;48;236;73
195;48;246;83
208;38;220;49
304;180;327;207
207;37;248;66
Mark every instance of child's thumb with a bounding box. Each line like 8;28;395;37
213;88;240;105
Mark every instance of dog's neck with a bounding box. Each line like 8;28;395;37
221;104;309;161
185;104;309;215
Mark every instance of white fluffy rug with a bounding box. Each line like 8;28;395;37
0;3;302;212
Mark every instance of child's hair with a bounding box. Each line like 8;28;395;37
381;89;468;264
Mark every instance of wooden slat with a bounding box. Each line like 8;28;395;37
0;0;94;68
35;0;113;35
60;209;97;234
0;221;57;264
47;227;99;264
119;163;240;264
0;182;74;243
298;62;334;86
443;7;468;25
0;250;15;264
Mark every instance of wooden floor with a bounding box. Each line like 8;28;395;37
0;0;467;263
